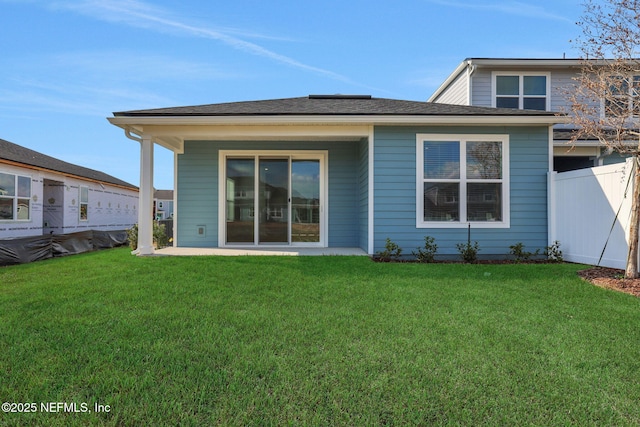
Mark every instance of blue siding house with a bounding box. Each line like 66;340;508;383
108;95;560;257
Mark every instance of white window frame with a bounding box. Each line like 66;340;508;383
416;134;510;229
492;72;551;111
601;74;640;118
79;186;89;222
218;150;329;247
0;172;31;221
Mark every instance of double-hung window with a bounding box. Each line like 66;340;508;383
416;134;510;228
604;74;640;117
493;72;549;111
0;172;31;221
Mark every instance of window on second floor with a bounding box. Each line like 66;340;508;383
604;75;640;117
493;72;549;111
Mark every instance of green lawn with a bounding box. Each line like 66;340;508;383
1;248;639;426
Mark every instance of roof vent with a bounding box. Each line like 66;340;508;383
308;94;372;99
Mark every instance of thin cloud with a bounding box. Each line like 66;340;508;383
0;51;223;117
48;51;235;82
0;76;174;117
425;0;572;22
51;0;354;83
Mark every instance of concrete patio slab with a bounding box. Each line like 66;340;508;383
153;247;368;256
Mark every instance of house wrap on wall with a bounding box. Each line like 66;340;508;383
0;138;138;239
108;95;561;257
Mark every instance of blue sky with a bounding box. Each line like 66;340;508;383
0;0;582;190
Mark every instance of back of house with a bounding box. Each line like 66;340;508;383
109;95;560;259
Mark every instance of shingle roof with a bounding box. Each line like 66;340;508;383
113;95;558;117
154;189;173;200
0;138;137;189
554;129;580;141
553;128;621;142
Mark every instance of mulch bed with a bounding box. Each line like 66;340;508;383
578;267;640;297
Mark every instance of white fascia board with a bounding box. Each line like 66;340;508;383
553;140;603;147
135;124;373;139
109;115;563;154
467;58;586;68
553;146;600;156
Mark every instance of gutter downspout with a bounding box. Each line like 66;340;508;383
125;128;142;143
548;125;557;248
467;62;476;105
596;145;614;166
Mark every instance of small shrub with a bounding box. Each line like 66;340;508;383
509;242;540;263
544;241;564;263
127;224;138;250
127;222;169;250
377;238;403;262
154;222;169;248
456;241;479;263
413;236;438;263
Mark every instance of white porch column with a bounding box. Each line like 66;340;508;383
137;134;154;255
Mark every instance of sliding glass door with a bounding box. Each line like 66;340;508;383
225;158;255;243
259;158;289;243
224;152;324;246
291;159;320;243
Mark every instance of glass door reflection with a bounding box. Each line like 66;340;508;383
291;160;320;243
225;158;255;243
259;158;289;244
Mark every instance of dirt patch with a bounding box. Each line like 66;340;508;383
578;267;640;297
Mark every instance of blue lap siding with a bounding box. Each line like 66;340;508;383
174;125;550;256
373;125;550;257
176;140;366;248
358;138;369;251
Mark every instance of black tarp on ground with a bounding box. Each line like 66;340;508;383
0;235;52;265
0;230;129;266
52;230;94;256
93;230;128;249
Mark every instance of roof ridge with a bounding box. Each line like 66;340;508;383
112;96;558;118
0;138;137;189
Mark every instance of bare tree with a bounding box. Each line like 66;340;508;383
568;0;640;278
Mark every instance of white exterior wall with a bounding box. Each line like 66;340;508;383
552;160;633;269
470;69;492;107
550;68;602;129
549;69;576;114
432;71;469;105
0;163;138;239
155;198;174;219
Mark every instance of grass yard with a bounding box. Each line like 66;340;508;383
1;248;640;426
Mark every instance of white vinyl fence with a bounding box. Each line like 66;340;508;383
551;159;635;270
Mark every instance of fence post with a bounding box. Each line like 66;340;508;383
547;170;557;247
